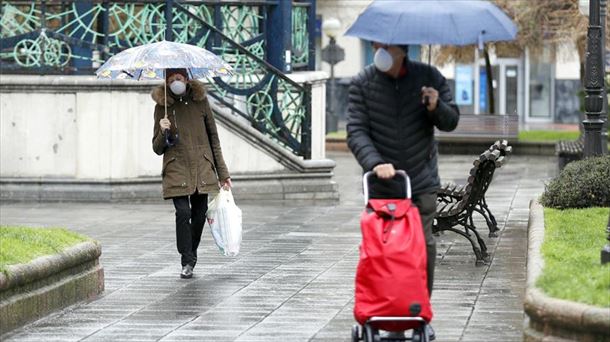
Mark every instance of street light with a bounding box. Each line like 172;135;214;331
321;18;344;133
581;0;604;158
580;0;608;154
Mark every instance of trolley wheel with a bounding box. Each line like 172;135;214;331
351;325;360;342
411;326;427;342
363;324;380;342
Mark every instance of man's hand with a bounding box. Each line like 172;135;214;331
221;178;232;190
159;118;171;131
421;86;439;111
373;163;395;179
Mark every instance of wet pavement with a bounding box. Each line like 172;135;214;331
0;151;557;342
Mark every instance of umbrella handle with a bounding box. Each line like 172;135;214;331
424;95;430;107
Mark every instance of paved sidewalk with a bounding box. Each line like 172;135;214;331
0;151;556;342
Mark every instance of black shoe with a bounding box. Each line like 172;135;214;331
180;264;193;279
427;325;435;341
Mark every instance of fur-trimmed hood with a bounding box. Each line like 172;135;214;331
151;80;207;106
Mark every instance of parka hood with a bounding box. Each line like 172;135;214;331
151;80;207;106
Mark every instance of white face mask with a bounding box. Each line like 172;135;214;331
169;80;186;95
374;47;394;72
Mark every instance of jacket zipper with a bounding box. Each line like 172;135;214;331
395;79;400;121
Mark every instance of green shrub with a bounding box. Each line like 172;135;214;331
540;155;610;209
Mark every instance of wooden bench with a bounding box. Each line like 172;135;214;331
556;137;583;170
433;148;507;265
435;114;519;143
438;140;512;239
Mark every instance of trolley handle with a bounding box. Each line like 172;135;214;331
362;169;411;205
366;316;427;324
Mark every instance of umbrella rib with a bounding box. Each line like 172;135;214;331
482;7;517;42
389;12;405;44
448;12;464;46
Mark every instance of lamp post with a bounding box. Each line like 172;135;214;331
601;0;608;154
321;18;344;133
582;0;609;153
580;0;610;264
579;0;604;158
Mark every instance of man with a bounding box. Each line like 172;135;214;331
152;68;232;279
346;43;459;340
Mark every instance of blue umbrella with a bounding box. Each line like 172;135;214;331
345;0;517;46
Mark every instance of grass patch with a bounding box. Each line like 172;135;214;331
518;130;580;142
329;130;581;142
0;226;89;274
329;129;609;148
538;208;610;307
326;130;347;139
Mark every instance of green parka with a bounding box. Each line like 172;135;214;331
152;80;230;199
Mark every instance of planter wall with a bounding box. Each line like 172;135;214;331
0;241;104;335
524;201;610;341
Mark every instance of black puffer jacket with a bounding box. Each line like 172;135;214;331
346;60;459;196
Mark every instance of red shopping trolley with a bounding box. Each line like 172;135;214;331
352;170;432;342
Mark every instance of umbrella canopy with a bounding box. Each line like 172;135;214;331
96;40;232;80
345;0;517;46
95;41;232;146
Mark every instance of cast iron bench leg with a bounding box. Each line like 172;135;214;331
436;223;488;265
474;198;499;238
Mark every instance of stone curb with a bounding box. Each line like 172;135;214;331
0;241;104;335
0;241;101;290
0;173;340;203
523;200;610;341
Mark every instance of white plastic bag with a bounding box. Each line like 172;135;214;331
206;188;242;256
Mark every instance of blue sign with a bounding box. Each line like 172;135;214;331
479;69;487;111
455;65;473;105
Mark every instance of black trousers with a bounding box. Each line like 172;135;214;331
172;192;208;267
411;192;437;297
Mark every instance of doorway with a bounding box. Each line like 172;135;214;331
478;58;523;116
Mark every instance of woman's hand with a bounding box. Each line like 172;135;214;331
221;178;232;190
159;118;171;131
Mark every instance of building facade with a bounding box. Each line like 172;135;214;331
316;0;590;129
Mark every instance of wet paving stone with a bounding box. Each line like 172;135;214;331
0;152;556;341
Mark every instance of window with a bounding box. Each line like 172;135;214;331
528;48;553;119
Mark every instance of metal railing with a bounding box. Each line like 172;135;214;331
0;0;314;158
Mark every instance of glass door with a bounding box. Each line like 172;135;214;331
525;47;554;122
479;59;522;115
504;64;520;115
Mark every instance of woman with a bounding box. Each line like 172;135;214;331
152;68;232;279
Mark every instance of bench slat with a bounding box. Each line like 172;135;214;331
436;114;518;140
